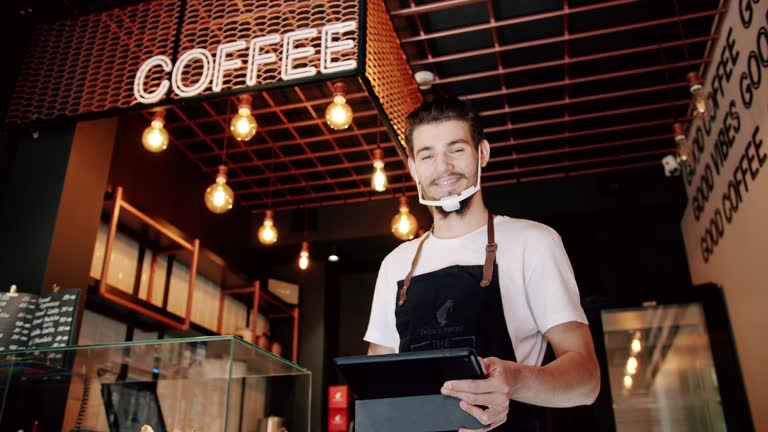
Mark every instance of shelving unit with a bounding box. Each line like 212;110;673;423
87;185;301;362
217;281;300;363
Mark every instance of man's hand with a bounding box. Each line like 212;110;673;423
440;356;518;431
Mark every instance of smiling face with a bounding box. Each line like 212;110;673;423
407;119;489;215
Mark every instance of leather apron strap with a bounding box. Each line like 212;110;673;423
399;212;496;305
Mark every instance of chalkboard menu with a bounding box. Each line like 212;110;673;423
0;289;79;351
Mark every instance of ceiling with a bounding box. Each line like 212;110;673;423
8;0;724;213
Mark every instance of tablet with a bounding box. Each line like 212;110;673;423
334;347;484;400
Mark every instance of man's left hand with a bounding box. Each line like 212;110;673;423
441;356;519;431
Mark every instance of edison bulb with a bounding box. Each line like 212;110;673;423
391;202;418;240
230;106;257;141
371;150;388;192
204;166;234;214
298;242;310;270
623;375;633;389
675;134;691;163
142;118;169;152
626;357;638;375
690;86;712;118
631;338;641;354
325;95;353;130
258;211;278;245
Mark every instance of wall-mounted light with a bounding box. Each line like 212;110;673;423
371;148;388;192
687;72;712;118
204;165;234;214
326;82;353;130
391;196;418;241
673;122;691;164
298;241;310;270
257;209;278;245
141;110;169;152
230;94;257;141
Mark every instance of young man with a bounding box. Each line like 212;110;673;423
364;96;600;431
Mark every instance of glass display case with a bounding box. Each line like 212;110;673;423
0;335;311;432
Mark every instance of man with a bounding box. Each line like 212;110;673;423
364;96;600;431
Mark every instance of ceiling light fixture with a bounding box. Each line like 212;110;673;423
257;209;278;245
298;241;310;270
673;122;691;165
391;196;418;241
204;165;234;214
687;72;712;118
325;82;353;130
230;94;257;141
371;148;387;192
141;110;170;152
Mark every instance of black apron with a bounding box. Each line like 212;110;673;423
395;212;538;432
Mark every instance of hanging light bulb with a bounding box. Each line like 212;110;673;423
298;241;310;270
391;196;418;240
623;375;633;389
257;209;278;245
325;82;353;130
230;95;257;141
673;122;692;165
631;338;642;354
626;356;638;375
371;148;388;192
687;72;712;118
204;165;234;214
141;110;170;152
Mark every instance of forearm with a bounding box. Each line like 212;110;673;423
507;351;600;407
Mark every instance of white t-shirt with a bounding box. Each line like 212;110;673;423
364;215;588;366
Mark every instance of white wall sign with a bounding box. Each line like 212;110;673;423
133;21;358;104
680;1;768;428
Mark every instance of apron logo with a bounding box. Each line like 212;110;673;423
436;299;454;327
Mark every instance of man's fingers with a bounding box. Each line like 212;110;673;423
458;401;508;430
443;377;498;394
440;388;508;408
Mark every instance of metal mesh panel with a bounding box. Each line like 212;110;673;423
5;0;359;124
363;0;422;152
172;0;358;98
6;0;180;124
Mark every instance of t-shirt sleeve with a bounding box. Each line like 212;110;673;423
524;227;588;334
363;257;399;350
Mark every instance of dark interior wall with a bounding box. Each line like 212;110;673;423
269;262;327;432
0;124;75;293
108;114;256;277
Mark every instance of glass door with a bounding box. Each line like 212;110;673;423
597;284;753;432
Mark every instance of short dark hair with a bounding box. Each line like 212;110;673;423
404;96;486;158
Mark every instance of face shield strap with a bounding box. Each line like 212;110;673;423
417;152;483;212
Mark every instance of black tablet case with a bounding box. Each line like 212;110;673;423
334;348;488;432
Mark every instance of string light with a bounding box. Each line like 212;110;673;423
631;331;642;354
141;110;169;152
230;94;257;141
325;82;353;130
